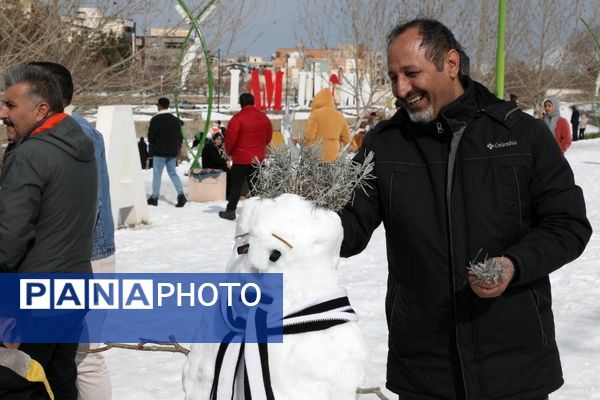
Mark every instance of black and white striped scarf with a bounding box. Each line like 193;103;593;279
209;288;358;400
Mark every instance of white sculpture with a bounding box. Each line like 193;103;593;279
96;105;149;227
229;69;241;110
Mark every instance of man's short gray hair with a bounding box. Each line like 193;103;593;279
3;65;64;112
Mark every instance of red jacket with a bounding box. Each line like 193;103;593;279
554;117;571;152
225;105;272;164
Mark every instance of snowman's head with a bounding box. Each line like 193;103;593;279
226;194;342;274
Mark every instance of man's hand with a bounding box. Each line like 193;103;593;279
469;257;515;298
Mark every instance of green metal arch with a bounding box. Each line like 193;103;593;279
174;0;216;168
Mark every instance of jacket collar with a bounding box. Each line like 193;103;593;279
439;76;480;129
28;113;68;138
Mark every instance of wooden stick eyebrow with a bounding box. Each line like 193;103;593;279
235;232;293;249
272;233;293;249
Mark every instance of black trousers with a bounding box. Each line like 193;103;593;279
18;343;79;400
572;123;579;141
15;313;84;400
226;164;258;211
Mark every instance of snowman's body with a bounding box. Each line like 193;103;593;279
183;194;368;399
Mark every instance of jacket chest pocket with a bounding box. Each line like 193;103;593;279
387;171;408;228
498;161;531;227
381;163;445;235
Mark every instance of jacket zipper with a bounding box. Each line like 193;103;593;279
437;122;444;134
527;287;548;346
445;123;469;398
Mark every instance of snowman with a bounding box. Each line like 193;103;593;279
183;147;373;400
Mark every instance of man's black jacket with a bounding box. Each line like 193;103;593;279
148;112;184;157
0;116;97;273
201;141;228;171
340;77;592;399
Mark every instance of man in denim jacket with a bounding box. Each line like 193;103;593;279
31;62;115;400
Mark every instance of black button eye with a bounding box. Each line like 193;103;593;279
237;244;249;255
269;250;281;262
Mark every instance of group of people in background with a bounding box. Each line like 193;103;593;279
139;92;273;220
141;87;361;219
570;105;589;141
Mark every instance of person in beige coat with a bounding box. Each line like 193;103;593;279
304;88;350;162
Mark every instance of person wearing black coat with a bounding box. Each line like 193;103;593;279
138;136;149;169
201;132;231;199
570;106;580;142
0;65;98;400
147;97;187;207
340;19;592;400
201;132;228;171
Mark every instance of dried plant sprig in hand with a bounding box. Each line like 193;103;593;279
251;144;374;212
468;256;509;286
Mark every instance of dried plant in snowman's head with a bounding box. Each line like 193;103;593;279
250;144;374;212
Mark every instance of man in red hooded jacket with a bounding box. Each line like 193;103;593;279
219;93;272;220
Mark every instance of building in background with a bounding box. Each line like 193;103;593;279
272;45;382;108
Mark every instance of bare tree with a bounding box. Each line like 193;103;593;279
297;0;483;122
500;0;600;109
297;0;401;121
0;0;266;110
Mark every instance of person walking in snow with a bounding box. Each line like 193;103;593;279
340;19;592;400
219;93;272;220
303;88;351;162
543;97;571;152
147;97;187;207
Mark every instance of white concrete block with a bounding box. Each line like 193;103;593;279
96;105;149;228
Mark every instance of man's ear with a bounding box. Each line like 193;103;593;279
445;49;461;79
34;101;50;121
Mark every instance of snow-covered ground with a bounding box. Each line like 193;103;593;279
106;137;600;399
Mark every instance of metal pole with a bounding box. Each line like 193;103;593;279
495;0;506;98
217;48;221;112
312;61;316;98
175;0;216;169
285;54;289;106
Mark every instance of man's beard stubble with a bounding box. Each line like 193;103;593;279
406;105;434;124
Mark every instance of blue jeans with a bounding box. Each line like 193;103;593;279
151;156;184;197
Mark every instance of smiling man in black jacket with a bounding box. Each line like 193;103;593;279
340;19;592;400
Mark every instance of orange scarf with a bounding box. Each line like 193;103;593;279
30;113;68;136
